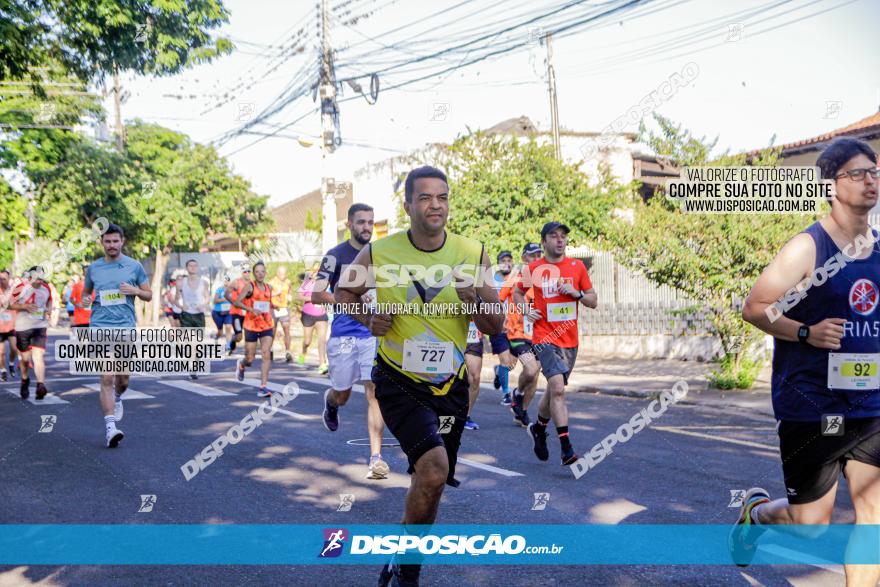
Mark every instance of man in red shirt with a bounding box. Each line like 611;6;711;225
515;222;597;465
69;271;93;327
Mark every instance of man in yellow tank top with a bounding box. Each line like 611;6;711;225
335;166;504;587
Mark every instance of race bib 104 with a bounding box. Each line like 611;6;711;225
100;289;125;306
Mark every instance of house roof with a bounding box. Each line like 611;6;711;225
760;110;880;156
269;189;321;232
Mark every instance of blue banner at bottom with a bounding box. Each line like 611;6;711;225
0;525;878;565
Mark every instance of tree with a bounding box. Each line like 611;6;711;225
15;121;270;324
122;121;272;324
602;114;821;388
0;0;232;84
441;132;623;251
0;179;28;268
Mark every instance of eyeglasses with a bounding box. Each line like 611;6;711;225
835;167;880;181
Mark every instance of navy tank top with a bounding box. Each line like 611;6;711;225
772;221;880;421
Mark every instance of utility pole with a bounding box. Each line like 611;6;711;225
545;33;561;160
112;68;126;151
319;0;340;253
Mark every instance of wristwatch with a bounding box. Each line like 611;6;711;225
797;324;810;344
576;291;585;301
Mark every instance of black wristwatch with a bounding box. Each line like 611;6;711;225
576;291;584;301
797;325;810;344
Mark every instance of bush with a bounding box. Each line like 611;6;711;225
709;355;762;390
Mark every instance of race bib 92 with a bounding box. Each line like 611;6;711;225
828;353;880;390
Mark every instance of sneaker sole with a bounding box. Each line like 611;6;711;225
35;389;47;400
107;431;124;448
527;424;549;461
730;487;770;567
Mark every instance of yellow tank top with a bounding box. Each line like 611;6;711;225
370;230;483;395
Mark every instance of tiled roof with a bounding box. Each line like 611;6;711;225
269;189;321;232
769;110;880;154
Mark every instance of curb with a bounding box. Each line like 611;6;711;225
572;383;775;417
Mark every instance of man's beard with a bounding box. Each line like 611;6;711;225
354;232;371;245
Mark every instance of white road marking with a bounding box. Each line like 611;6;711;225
241;401;319;421
241;378;318;395
0;375;93;385
5;390;69;404
665;425;776;431
158;380;236;397
758;544;843;575
653;426;777;451
84;384;154;399
458;457;524;477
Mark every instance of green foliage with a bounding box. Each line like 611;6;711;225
442;132;625;252
3;120;270;281
304;209;322;235
123;121;272;255
0;0;232;84
602;113;820;388
0;179;28;268
709;355;762;390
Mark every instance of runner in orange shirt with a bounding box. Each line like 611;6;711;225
515;222;597;466
224;263;251;354
0;269;18;381
230;261;274;397
499;242;543;427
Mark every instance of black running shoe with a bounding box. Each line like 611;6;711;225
8;363;15;378
322;389;339;432
510;393;528;427
729;487;770;567
19;378;29;400
35;382;48;400
493;365;501;390
528;423;549;461
561;445;578;466
0;370;6;382
378;562;420;587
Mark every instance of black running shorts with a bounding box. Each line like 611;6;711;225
372;359;468;487
778;417;880;504
509;338;534;358
15;328;47;352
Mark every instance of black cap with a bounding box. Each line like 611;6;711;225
541;221;570;240
522;242;542;255
496;250;513;262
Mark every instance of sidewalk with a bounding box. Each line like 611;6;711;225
478;355;775;417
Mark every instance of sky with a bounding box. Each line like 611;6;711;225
106;0;880;207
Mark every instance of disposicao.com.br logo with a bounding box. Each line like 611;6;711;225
321;529;563;557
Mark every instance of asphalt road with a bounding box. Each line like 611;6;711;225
0;333;853;586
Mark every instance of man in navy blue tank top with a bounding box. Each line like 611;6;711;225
312;203;391;481
737;138;880;582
